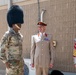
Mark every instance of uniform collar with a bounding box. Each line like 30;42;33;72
38;32;47;37
9;28;20;35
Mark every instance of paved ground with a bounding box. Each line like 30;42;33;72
63;72;76;75
29;69;76;75
0;70;5;75
0;69;76;75
24;59;76;75
0;59;76;75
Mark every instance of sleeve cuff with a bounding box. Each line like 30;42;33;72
2;60;7;63
73;57;76;64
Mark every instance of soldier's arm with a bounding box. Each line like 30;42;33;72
30;35;36;65
50;35;54;64
0;33;9;63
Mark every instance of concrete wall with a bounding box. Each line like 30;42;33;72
0;0;24;6
0;0;76;72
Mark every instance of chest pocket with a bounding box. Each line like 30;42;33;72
8;35;22;46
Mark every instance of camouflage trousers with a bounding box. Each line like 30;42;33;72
6;60;24;75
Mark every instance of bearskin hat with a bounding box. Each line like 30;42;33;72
7;5;24;27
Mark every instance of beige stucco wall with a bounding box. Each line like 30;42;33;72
0;0;76;72
0;0;24;6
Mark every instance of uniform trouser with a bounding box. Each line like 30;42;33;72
36;65;49;75
6;60;24;75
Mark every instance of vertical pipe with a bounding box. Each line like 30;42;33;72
37;0;40;22
40;9;46;22
8;0;13;9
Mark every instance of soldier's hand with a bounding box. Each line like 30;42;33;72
74;64;76;68
49;63;53;68
5;62;10;68
31;63;34;68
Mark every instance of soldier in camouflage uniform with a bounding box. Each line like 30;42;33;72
0;5;24;75
73;39;76;68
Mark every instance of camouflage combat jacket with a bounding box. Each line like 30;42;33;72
0;28;23;63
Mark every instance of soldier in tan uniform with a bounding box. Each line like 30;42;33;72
31;22;54;75
0;5;24;75
73;39;76;68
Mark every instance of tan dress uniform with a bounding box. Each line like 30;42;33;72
31;32;54;75
0;28;24;75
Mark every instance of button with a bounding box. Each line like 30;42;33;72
42;54;43;55
42;49;43;50
42;40;43;41
42;44;43;46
